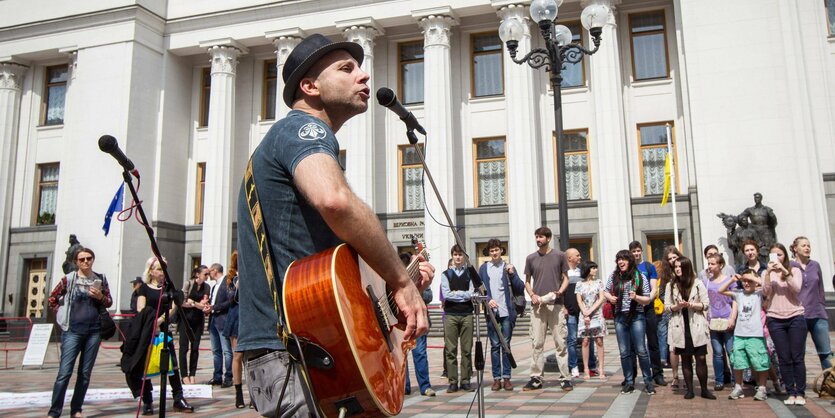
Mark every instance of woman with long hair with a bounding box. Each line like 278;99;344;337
705;253;737;391
179;265;210;384
131;256;194;415
763;243;807;405
47;247;112;418
576;260;606;381
603;250;655;395
789;236;832;371
666;256;714;400
222;251;246;408
657;245;682;387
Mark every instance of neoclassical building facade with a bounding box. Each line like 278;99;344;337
1;0;834;315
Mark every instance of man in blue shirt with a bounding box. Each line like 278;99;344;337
236;34;434;416
629;241;666;387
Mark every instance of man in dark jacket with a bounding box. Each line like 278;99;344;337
479;239;525;390
205;264;232;387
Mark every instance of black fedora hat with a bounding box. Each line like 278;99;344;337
282;33;364;107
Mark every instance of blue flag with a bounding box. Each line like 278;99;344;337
102;183;124;236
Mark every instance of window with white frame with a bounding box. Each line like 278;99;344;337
555;130;591;200
42;65;68;126
471;32;503;97
34;163;59;225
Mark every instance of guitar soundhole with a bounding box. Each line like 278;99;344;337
365;285;394;352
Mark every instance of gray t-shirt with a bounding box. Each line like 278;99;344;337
524;249;568;298
236;110;343;352
731;289;764;337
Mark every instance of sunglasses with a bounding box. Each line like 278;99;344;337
77;256;93;263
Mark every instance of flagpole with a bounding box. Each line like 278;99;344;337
666;123;679;250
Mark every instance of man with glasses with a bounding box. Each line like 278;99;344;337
204;264;232;387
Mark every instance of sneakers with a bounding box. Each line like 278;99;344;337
423;388;436;397
621;384;635;394
523;377;543;391
589;369;599;377
753;387;767;401
460;382;474;392
794;396;806;406
714;383;724;391
728;386;745;400
560;380;573;391
784;396;796;405
645;386;656;395
447;383;459;393
654;375;668;386
571;367;580;378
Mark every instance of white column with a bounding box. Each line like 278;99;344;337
267;28;305;120
414;8;458;269
0;62;27;313
497;4;542;264
200;40;246;266
337;19;382;204
585;0;631;273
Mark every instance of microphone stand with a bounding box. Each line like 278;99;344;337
404;128;517;416
119;168;194;418
471;295;488;418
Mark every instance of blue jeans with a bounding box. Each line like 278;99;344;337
567;315;578;370
209;317;232;382
657;313;669;363
49;330;102;417
405;334;431;394
710;330;734;385
767;315;808;396
487;316;513;380
807;317;833;369
614;314;653;388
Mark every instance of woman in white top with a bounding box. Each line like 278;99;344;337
576;261;606;381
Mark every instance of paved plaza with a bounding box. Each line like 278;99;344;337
1;332;834;417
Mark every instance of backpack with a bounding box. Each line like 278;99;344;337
813;365;835;399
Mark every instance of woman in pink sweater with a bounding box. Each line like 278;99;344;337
761;243;806;406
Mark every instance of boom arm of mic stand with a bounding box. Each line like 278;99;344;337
408;133;516;369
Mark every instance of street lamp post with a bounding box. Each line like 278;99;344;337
499;0;609;251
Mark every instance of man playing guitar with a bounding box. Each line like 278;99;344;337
236;34;434;417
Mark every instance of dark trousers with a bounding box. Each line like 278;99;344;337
178;327;202;378
767;315;808;396
632;310;663;379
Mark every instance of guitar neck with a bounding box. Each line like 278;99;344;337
404;249;429;287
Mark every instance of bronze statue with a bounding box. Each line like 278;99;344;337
717;193;777;266
61;234;83;274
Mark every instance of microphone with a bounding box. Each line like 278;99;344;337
375;87;426;135
98;135;136;172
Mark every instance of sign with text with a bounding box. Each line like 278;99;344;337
22;323;54;367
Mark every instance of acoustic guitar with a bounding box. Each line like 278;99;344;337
282;243;428;417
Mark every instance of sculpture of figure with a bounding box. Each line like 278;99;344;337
737;193;778;258
61;234;83;274
716;212;743;265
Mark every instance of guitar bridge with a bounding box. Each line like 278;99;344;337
366;285;394;352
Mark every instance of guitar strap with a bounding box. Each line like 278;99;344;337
244;158;324;418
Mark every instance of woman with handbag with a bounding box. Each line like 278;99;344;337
130;256;194;415
603;250;655;395
658;245;682;387
666;256;715;400
47;247;112;418
576;261;606;381
179;265;210;384
763;243;807;405
705;253;737;391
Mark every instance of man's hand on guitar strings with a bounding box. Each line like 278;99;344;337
392;284;429;341
413;254;435;292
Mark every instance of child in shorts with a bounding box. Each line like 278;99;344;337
718;268;770;401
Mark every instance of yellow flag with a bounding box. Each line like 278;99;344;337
660;153;671;207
